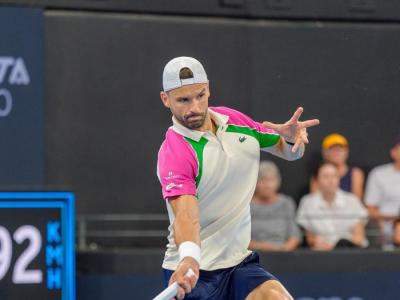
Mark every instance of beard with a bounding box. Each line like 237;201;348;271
176;110;207;130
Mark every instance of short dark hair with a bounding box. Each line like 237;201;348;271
179;67;194;80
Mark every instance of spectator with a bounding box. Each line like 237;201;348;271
393;219;400;250
364;134;400;247
298;162;368;250
249;161;301;251
310;133;364;199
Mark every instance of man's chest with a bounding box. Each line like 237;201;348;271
200;131;259;181
194;131;260;214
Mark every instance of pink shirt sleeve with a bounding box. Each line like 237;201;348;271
157;129;198;200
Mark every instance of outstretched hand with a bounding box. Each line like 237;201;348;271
262;107;320;153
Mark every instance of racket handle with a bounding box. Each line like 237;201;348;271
153;268;196;300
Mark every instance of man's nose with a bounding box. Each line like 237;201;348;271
190;99;202;114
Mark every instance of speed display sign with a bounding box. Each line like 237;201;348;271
0;192;75;300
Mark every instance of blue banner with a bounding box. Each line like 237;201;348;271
77;270;400;300
0;6;44;184
279;272;400;300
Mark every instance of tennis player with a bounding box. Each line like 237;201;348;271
157;56;319;300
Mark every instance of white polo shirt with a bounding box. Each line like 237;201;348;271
157;106;304;271
297;189;368;245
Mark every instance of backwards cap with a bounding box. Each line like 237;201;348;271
162;56;208;92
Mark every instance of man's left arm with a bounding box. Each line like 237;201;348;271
263;137;305;161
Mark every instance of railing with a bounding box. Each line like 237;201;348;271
76;213;390;251
76;214;169;251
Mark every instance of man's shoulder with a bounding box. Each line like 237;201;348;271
210;106;257;128
369;163;393;178
158;128;193;158
209;106;240;115
209;106;245;120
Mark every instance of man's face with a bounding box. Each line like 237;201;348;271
317;164;340;195
390;144;400;164
160;83;210;130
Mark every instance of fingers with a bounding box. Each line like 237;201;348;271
187;272;198;289
169;264;198;300
301;119;320;128
301;129;309;144
262;121;279;130
292;139;301;153
289;106;303;123
176;274;193;293
176;285;186;300
170;276;191;300
292;129;308;153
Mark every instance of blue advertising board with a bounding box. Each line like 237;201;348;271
279;272;400;300
0;6;44;184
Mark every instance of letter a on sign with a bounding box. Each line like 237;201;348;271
9;58;30;85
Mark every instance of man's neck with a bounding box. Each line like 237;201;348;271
197;112;216;134
393;162;400;171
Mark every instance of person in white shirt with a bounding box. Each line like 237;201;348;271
364;134;400;247
297;162;368;250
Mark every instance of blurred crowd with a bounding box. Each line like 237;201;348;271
250;133;400;251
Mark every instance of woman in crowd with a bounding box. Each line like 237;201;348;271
298;162;368;250
249;161;301;251
310;133;364;199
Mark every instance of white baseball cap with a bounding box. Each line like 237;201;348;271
162;56;208;92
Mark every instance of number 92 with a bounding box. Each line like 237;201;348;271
0;225;43;284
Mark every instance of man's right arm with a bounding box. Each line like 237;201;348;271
168;195;201;300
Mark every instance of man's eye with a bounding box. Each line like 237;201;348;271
198;94;205;99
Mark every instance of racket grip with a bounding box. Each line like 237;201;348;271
153;268;196;300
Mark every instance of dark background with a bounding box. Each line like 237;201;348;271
43;11;400;214
0;1;398;214
1;1;400;299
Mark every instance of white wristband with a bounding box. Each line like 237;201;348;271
178;241;201;265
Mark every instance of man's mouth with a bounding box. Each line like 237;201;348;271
186;115;202;122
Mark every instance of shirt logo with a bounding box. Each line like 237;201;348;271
165;182;183;191
239;136;247;143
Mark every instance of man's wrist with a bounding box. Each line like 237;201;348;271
178;241;201;265
284;139;295;146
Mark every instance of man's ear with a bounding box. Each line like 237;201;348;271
206;82;211;98
160;91;170;108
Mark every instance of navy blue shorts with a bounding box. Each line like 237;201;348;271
163;252;277;300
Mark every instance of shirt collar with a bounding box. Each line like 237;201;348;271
317;189;346;209
171;108;229;142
